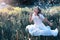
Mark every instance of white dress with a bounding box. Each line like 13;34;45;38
26;13;58;36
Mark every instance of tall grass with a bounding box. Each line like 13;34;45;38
0;6;60;40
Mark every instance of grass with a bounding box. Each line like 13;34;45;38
0;5;60;15
0;5;60;40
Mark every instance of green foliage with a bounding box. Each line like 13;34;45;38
0;6;60;40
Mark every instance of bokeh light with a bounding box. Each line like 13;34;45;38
0;0;12;4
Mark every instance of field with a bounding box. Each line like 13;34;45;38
0;5;60;40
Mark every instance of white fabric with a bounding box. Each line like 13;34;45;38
26;13;58;36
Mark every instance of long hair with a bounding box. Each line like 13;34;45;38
37;7;41;16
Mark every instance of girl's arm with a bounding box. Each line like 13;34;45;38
43;18;53;26
29;13;33;23
39;14;53;26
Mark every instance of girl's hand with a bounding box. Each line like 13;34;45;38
49;23;53;26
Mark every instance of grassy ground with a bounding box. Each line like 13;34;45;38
0;5;60;40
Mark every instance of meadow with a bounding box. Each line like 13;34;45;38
0;5;60;40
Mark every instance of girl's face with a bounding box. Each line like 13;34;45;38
34;8;39;14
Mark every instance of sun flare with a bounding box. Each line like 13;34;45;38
0;0;12;4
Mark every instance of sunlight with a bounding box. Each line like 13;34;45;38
0;0;13;9
0;0;12;4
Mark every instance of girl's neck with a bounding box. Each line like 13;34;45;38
34;12;37;16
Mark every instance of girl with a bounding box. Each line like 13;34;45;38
26;7;58;36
